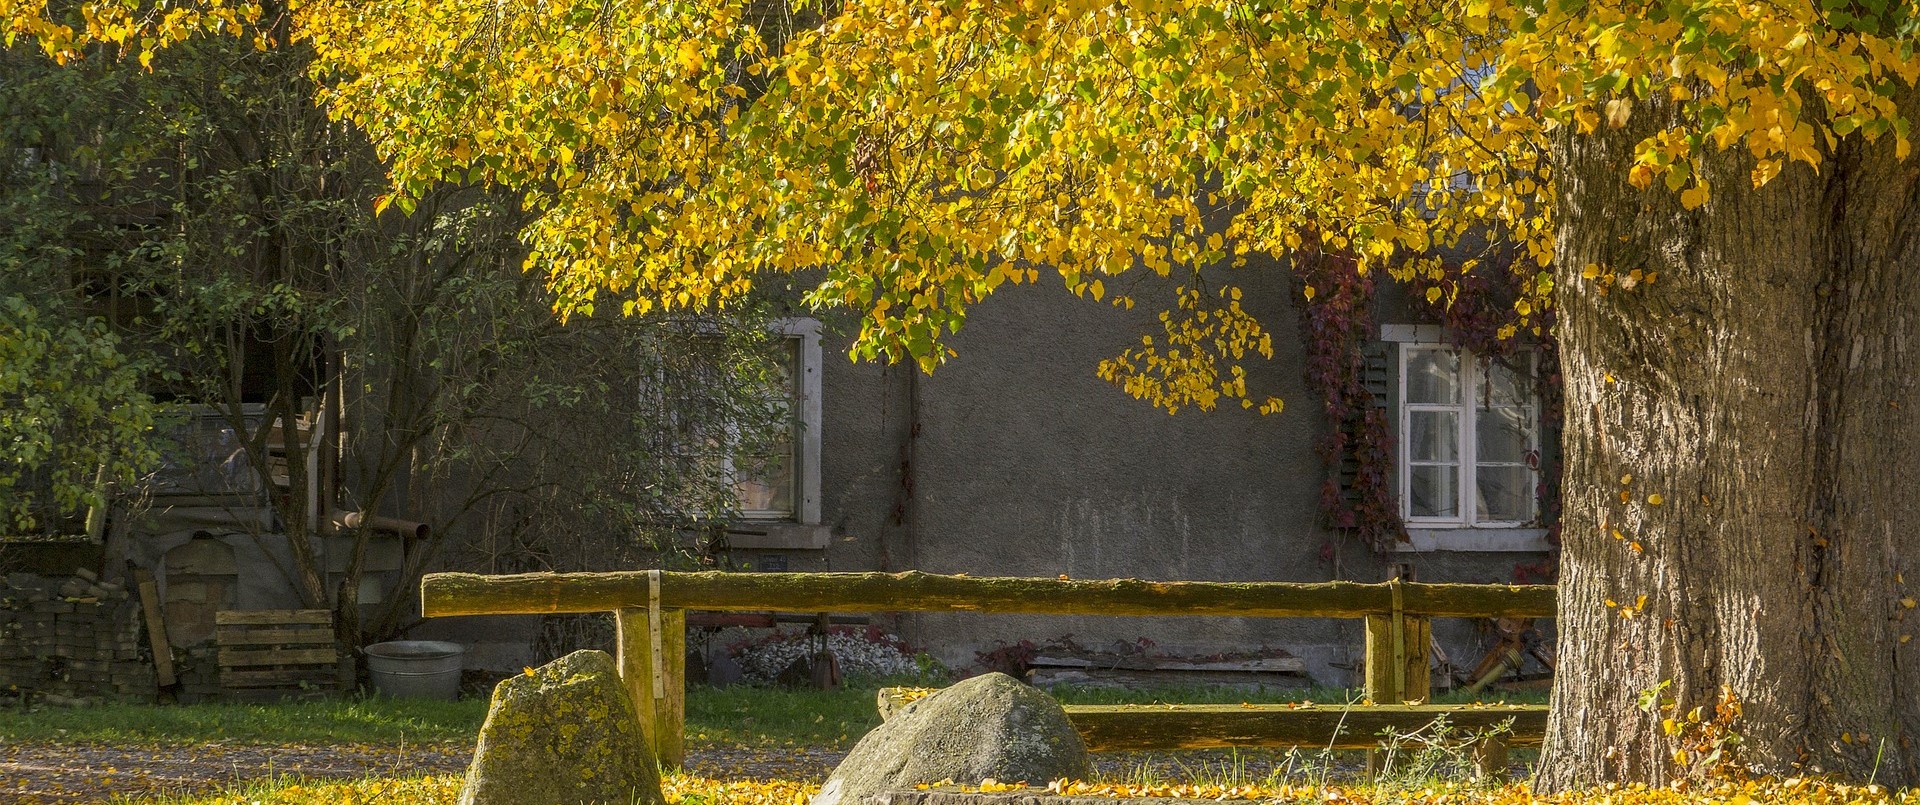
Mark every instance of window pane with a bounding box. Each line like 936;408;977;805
1406;349;1461;404
1477;407;1533;463
1486;358;1533;409
1408;410;1459;462
735;338;800;516
1409;465;1460;518
735;449;794;514
1475;464;1536;522
151;411;264;498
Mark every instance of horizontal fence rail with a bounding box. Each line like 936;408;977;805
421;570;1556;619
421;569;1558;770
1066;704;1546;752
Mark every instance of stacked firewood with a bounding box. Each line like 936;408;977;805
0;569;156;704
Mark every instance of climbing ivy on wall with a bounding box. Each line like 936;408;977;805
1299;250;1563;574
1296;249;1403;552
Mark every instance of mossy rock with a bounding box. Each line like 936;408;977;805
813;672;1090;805
458;650;664;805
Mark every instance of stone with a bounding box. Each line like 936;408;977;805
812;673;1090;805
458;650;665;805
705;653;744;687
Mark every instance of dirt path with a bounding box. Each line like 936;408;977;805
0;743;851;804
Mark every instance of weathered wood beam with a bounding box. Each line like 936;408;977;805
132;568;176;687
876;689;1544;752
1063;704;1547;752
1363;615;1432;704
422;571;1554;619
616;607;686;769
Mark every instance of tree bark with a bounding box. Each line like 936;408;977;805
1538;89;1920;789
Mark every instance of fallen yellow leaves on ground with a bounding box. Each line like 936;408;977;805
941;778;1920;805
664;774;821;805
111;775;467;804
110;773;822;805
93;770;1920;805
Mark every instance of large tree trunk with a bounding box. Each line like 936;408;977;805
1537;91;1920;789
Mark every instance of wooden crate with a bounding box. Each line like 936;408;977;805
215;609;338;701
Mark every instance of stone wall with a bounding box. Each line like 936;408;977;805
0;571;156;704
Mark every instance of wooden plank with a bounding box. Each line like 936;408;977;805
1026;667;1311;691
617;606;686;769
422;571;1556;620
220;647;337;667
1364;615;1397;703
1404;617;1432;703
216;610;332;626
222;668;339;688
877;690;1545;751
215;627;334;646
1029;655;1306;674
1062;704;1547;752
132;568;176;687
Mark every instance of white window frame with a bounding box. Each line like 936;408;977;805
733;318;823;525
1395;342;1539;530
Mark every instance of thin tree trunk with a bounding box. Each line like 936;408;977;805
1538;90;1920;789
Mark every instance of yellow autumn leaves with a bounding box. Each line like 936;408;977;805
4;0;1916;411
120;772;1920;805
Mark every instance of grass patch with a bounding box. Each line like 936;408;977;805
0;680;1548;751
686;684;882;749
0;686;884;750
0;697;488;746
104;774;467;805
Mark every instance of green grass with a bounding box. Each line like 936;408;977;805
101;773;468;805
0;697;488;745
0;680;1548;749
685;684;885;749
0;687;882;750
684;680;1548;750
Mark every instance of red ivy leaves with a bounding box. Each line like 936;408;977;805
1296;249;1404;550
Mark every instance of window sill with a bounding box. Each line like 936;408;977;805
1391;528;1554;553
725;522;831;550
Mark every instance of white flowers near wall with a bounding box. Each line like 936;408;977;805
731;627;924;684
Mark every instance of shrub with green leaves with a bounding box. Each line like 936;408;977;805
0;295;161;535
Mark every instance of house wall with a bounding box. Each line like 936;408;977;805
404;261;1555;689
727;263;1553;687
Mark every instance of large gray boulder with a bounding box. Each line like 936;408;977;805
459;650;665;805
812;672;1090;805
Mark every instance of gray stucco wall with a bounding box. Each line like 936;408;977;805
728;265;1554;687
404;262;1556;687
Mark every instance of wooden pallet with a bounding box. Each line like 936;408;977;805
215;609;338;701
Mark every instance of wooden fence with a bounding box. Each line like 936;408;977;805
420;570;1556;767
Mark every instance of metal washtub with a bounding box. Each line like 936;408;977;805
363;640;465;700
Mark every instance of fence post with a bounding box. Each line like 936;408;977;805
615;605;687;768
1364;578;1432;704
1367;614;1428;703
1363;614;1400;703
1402;615;1431;701
1363;578;1432;777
